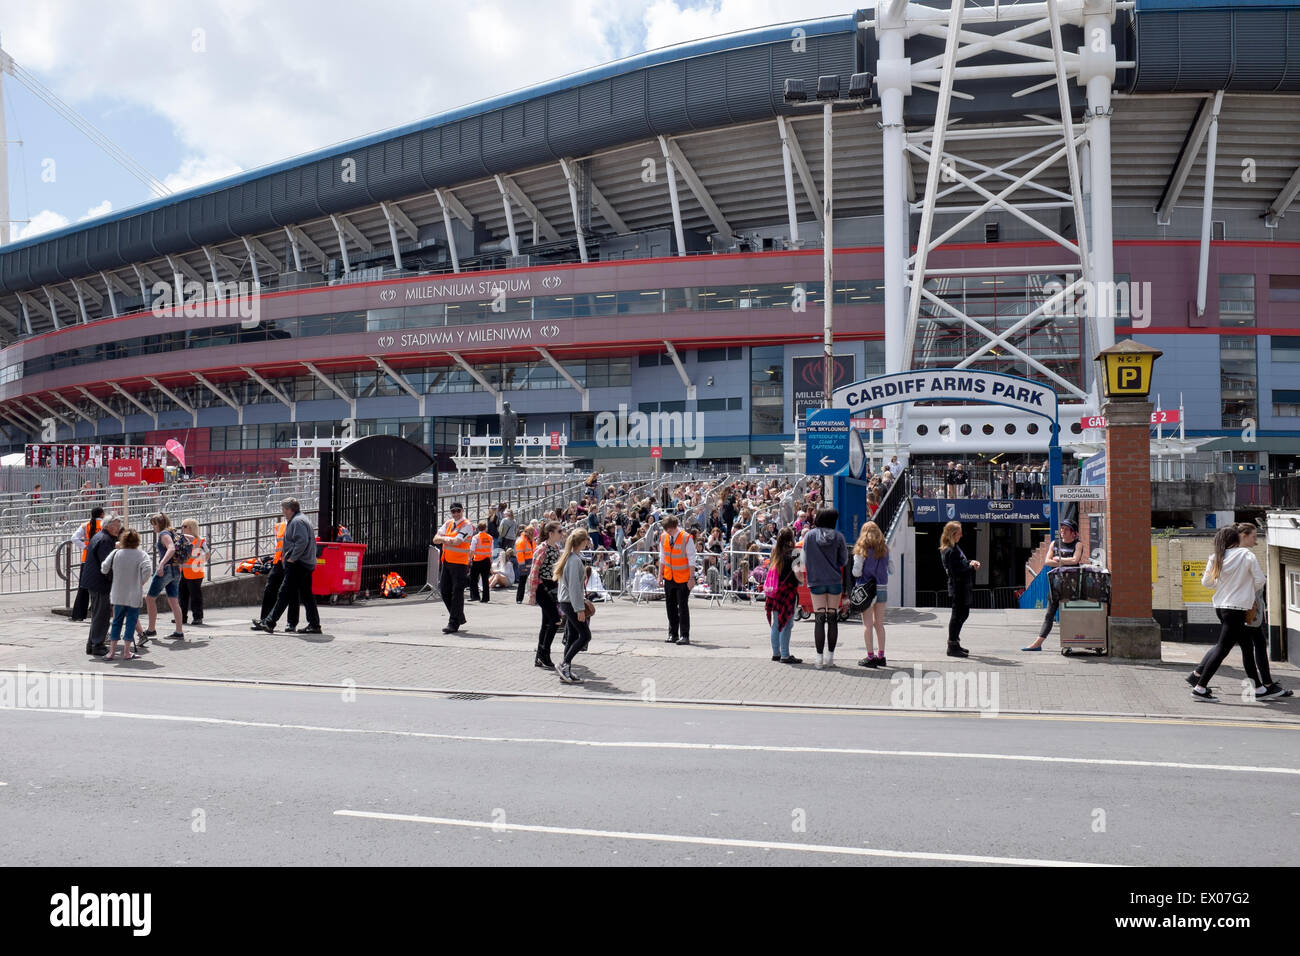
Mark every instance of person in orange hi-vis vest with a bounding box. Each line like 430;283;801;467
433;502;474;633
659;514;697;645
254;517;299;633
514;526;536;604
70;507;105;622
179;518;208;626
469;521;494;603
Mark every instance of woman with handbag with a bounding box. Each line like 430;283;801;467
852;521;890;668
553;528;594;684
763;529;801;665
528;522;565;670
940;521;979;657
1188;526;1283;702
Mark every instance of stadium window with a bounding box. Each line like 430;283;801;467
1272;338;1300;362
1219;274;1256;326
639;352;665;368
698;347;742;363
1273;390;1300;417
698;397;741;412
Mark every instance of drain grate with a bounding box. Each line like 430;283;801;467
444;692;493;701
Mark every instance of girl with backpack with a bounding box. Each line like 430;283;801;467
764;528;801;664
852;521;890;668
144;512;187;642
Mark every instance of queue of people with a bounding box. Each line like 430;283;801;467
75;506;212;658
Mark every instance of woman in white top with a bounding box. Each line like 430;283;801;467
1188;524;1289;700
1191;526;1275;701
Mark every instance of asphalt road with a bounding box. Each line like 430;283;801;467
2;676;1297;866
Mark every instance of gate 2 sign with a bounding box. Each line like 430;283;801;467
833;369;1058;422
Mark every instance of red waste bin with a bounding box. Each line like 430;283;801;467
312;541;367;603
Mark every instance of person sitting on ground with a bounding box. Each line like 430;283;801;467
488;549;516;590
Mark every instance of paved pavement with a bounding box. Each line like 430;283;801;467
3;679;1297;866
3;588;1297;721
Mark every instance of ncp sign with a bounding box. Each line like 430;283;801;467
833;369;1058;421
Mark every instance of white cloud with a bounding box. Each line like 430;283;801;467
163;156;243;194
15;200;114;239
80;199;113;220
0;0;851;223
15;208;70;240
642;0;848;51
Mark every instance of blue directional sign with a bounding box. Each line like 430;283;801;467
805;408;851;475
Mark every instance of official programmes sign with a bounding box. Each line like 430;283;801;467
834;369;1058;421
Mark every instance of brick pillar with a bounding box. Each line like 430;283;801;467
1104;398;1161;659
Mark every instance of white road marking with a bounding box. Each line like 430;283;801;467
6;705;1300;776
334;810;1119;867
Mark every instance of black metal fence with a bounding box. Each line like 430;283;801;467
332;476;439;592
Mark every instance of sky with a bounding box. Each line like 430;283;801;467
0;0;853;244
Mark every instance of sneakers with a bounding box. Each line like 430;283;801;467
534;655;554;669
284;625;298;634
1184;671;1201;687
771;655;781;662
1191;686;1218;702
665;636;678;643
555;662;582;684
678;637;691;646
779;655;803;665
815;652;825;669
167;632;184;640
824;652;835;669
876;654;887;669
946;643;970;658
299;625;322;635
1257;684;1288;701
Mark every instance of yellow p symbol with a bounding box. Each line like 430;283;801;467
1118;365;1141;390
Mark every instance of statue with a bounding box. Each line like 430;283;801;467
500;401;519;463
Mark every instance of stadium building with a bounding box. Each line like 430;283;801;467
1;0;1299;600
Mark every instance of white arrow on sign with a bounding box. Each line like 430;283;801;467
819;455;836;468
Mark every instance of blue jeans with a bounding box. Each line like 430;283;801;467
769;615;794;658
110;604;140;644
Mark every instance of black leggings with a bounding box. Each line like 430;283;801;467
1196;625;1274;685
813;611;839;654
949;601;970;645
558;601;590;666
516;561;532;603
536;585;561;655
1198;608;1261;688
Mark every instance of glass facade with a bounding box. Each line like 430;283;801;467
22;280;883;378
909;273;1085;392
1219;275;1258;428
750;346;784;435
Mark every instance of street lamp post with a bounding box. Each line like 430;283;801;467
783;73;874;412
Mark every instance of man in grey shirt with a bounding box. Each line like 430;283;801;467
257;498;321;634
